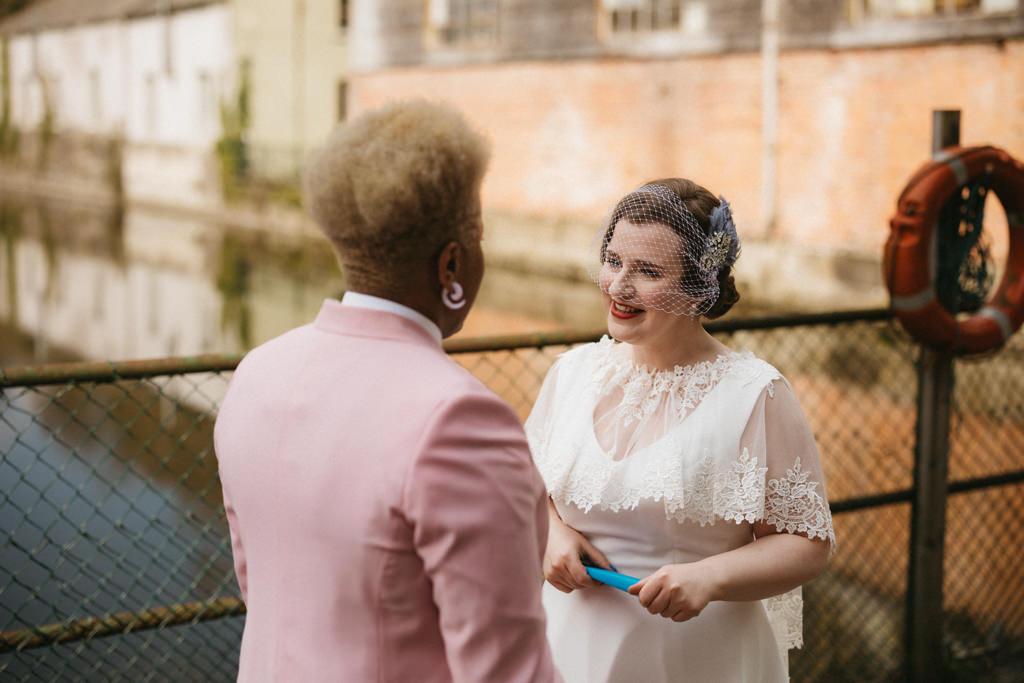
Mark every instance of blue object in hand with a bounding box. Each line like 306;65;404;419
585;566;640;593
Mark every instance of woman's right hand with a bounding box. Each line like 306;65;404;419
543;501;612;593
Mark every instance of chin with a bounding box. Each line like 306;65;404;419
606;314;640;343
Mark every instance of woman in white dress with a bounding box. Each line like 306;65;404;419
526;178;835;682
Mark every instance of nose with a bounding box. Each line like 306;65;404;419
607;270;635;300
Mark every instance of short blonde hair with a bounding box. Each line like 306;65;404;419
303;99;490;291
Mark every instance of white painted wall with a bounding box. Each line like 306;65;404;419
5;3;234;206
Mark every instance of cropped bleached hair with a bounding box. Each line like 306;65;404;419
303;99;491;292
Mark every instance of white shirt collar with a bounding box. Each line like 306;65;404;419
340;291;443;345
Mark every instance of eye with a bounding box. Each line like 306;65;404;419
605;254;622;268
639;267;662;278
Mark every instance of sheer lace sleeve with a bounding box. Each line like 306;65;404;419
742;376;835;654
524;353;564;463
741;377;835;550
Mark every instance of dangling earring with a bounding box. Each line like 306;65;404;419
442;282;466;310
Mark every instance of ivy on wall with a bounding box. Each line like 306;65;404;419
215;59;251;201
36;74;54;170
213;58;302;208
0;37;20;157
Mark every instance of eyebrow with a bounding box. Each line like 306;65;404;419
606;250;665;270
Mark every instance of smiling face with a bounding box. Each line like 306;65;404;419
599;220;693;346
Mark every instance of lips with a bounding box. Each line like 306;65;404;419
610;300;644;319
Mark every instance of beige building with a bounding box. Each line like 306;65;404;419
233;0;350;180
347;0;1024;313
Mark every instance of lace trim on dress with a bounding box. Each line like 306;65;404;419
541;446;836;549
765;457;837;549
588;336;766;427
764;588;804;652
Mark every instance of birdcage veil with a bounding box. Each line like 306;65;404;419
587;183;740;317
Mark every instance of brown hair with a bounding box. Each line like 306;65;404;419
604;177;740;319
302;99;490;292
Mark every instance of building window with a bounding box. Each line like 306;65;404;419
605;0;687;34
847;0;1016;21
90;69;102;125
339;0;349;29
145;74;158;137
426;0;499;48
198;71;214;134
337;80;347;122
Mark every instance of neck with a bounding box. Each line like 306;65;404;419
348;273;445;331
628;319;728;370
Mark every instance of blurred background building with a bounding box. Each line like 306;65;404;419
0;0;1022;359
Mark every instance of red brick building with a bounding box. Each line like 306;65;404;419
347;1;1024;312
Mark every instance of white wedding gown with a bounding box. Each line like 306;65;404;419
525;337;835;683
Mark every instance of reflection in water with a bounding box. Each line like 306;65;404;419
0;193;594;366
0;376;241;679
0;192;601;679
1;204;21;331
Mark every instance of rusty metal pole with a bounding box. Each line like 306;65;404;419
905;109;959;683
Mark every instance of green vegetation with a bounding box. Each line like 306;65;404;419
215;232;253;349
214;58;302;209
215;60;251;201
0;37;20;157
0;199;22;327
36;76;53;170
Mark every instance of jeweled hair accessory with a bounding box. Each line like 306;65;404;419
701;196;741;272
587;184;740;318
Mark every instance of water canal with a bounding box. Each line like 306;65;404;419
0;191;606;679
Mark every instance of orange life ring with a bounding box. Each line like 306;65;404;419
884;145;1024;355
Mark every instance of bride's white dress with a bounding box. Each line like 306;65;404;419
525;337;836;683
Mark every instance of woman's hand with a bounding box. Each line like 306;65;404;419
543;501;611;593
627;529;830;622
627;563;715;622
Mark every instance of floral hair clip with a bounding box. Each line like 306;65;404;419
701;197;740;272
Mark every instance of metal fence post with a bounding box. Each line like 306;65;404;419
905;109;959;682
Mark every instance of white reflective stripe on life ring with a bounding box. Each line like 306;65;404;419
976;306;1014;341
933;151;970;186
891;286;935;311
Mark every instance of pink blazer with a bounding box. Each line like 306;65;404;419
214;300;560;682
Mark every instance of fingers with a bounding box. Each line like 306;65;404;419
580;539;613;570
544;551;597;592
631;569;704;622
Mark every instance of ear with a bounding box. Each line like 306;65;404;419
437;240;462;292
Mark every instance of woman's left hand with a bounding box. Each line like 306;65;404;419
627;563;714;622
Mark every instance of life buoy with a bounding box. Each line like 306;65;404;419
884;145;1024;355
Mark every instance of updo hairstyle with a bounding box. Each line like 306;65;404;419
617;177;741;319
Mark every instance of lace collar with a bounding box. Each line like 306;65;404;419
589;336;756;426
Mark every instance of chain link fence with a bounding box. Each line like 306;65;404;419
2;311;1023;681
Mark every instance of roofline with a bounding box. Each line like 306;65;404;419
0;0;225;36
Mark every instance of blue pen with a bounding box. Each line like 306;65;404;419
584;566;640;593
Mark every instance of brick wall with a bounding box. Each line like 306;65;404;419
348;39;1023;310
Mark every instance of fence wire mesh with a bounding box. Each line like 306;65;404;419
2;313;1023;681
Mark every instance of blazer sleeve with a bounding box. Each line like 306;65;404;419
214;382;249;602
402;389;562;683
220;482;248;601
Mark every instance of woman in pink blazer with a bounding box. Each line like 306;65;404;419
214;100;560;682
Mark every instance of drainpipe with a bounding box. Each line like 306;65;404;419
760;0;779;239
293;0;306;169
